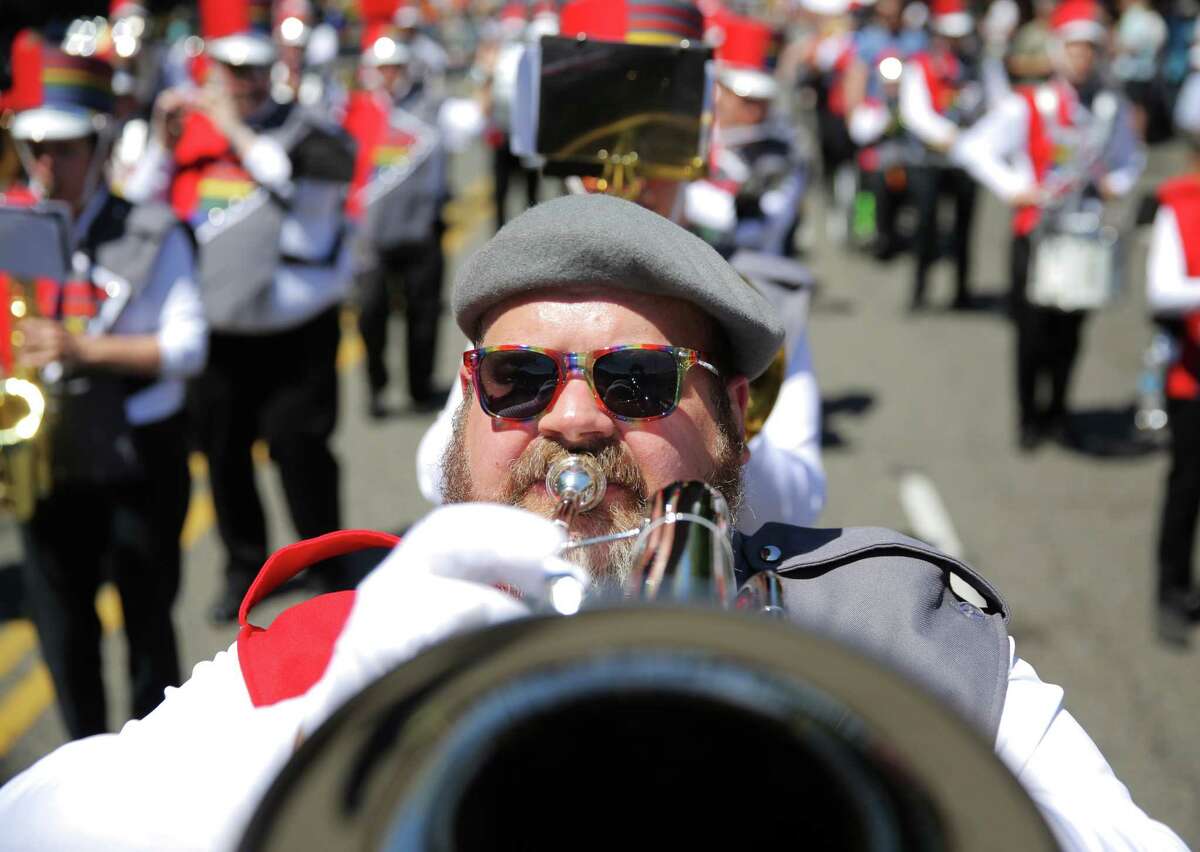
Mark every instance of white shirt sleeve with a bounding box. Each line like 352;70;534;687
953;93;1035;203
119;139;175;205
0;644;308;852
242;135;293;195
1147;206;1200;316
995;639;1189;851
149;228;208;379
848;101;890;147
900;60;960;150
739;330;826;532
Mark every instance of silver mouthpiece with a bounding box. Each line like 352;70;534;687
546;455;606;529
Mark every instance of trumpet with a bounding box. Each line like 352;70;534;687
543;453;784;614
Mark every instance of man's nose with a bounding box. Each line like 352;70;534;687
537;373;615;447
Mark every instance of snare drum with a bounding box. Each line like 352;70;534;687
1028;213;1121;312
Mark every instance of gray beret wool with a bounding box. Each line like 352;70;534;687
453;193;785;379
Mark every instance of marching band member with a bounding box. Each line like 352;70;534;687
899;0;986;310
348;10;452;416
690;12;807;260
4;38;206;738
1147;97;1200;645
0;194;1186;852
125;0;356;622
956;0;1143;451
477;1;541;228
847;48;909;259
418;0;826;529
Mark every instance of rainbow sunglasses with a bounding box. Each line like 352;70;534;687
463;345;720;422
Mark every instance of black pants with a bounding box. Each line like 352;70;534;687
909;165;976;306
357;232;445;403
1010;234;1088;431
1157;397;1200;601
190;307;342;593
493;139;539;229
20;412;190;738
861;168;902;254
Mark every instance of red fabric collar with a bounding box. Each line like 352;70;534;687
236;530;400;707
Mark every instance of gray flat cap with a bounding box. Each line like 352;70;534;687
453;193;785;379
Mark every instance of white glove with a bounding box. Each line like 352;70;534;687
297;503;587;736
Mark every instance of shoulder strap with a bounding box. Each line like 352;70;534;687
738;523;1008;618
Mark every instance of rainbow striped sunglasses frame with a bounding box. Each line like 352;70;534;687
463;344;720;422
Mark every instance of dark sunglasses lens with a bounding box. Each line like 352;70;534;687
593;349;679;419
477;350;559;419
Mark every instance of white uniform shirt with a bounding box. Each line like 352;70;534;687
73;190;208;425
1147;204;1200;315
954;85;1144;206
0;592;1186;851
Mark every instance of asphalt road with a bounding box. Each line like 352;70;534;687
0;141;1197;846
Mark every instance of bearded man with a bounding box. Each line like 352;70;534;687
0;195;1185;851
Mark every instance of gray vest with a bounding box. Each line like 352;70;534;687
49;195;181;485
86;196;182;323
734;524;1010;740
195;105;353;330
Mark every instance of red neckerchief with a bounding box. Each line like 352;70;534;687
1014;80;1077;236
168;111;246;223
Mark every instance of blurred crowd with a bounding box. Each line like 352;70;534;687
0;0;1198;746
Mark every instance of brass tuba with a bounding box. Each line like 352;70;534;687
0;277;51;520
239;461;1058;851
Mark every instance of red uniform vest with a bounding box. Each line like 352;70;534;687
236;530;399;707
1157;175;1200;401
1014;82;1077;237
913;50;960;117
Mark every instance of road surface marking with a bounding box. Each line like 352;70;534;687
896;470;987;609
0;664;52;755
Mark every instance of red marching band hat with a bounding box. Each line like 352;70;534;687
929;0;973;39
200;0;277;65
708;10;778;101
0;31;43;115
559;0;704;46
1050;0;1107;44
358;0;411;65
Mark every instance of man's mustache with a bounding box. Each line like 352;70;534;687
503;439;648;506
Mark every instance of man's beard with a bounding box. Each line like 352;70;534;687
440;392;745;591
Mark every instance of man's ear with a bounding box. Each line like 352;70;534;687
727;375;750;449
459;364;472;397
